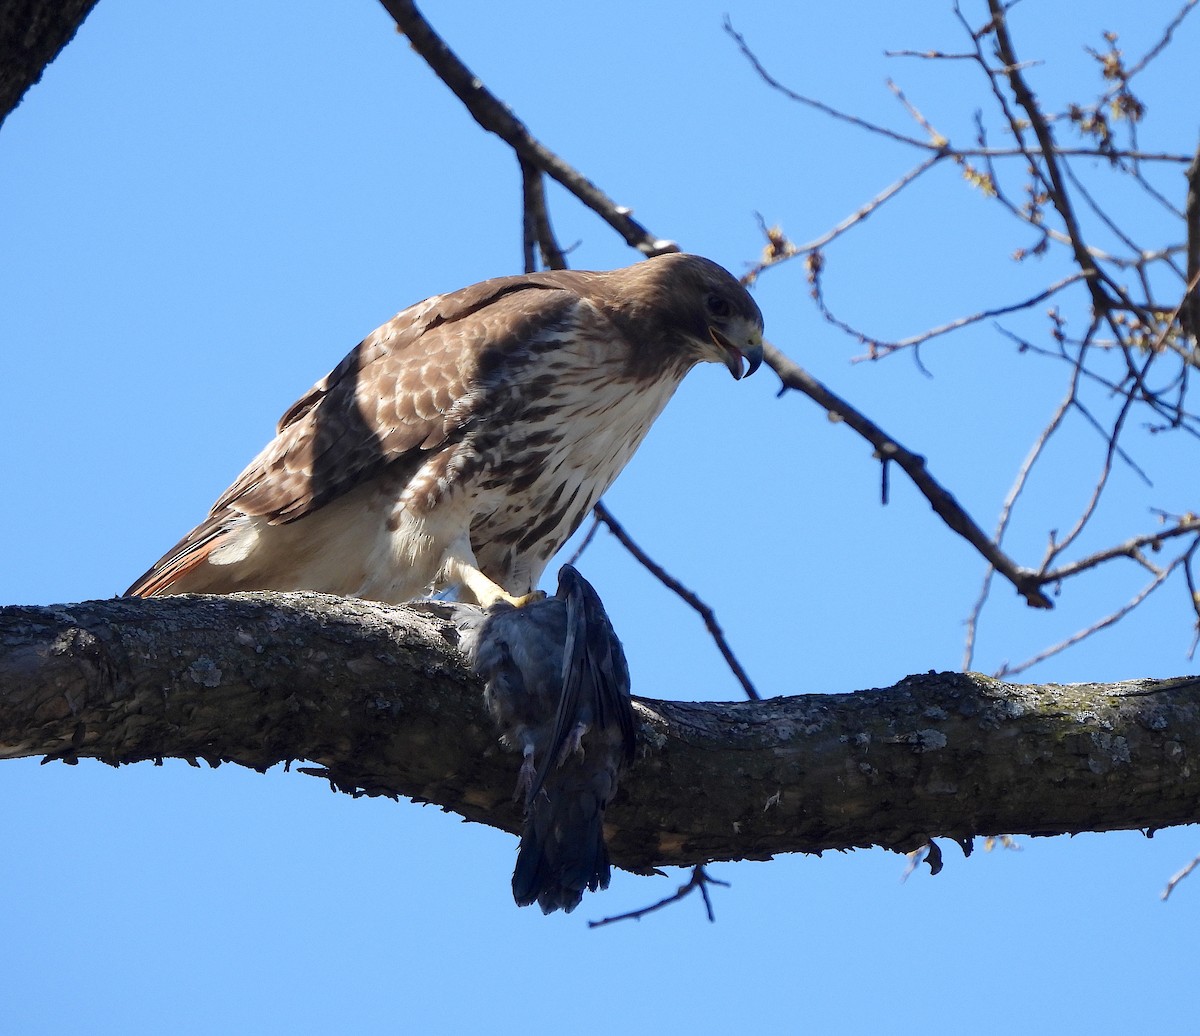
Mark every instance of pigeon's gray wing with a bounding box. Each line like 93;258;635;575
528;564;635;803
466;564;636;914
512;565;636;914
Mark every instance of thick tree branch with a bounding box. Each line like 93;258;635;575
4;594;1198;871
0;0;100;128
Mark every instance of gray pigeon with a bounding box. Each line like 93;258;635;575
465;565;636;914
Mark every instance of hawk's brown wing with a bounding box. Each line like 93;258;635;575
217;276;578;523
125;275;579;596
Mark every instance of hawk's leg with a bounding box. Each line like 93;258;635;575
441;541;544;608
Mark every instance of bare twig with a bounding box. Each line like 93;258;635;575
963;379;1080;670
1183;538;1200;659
724;17;930;150
382;0;678;257
1161;849;1200;901
588;865;730;927
592;502;762;700
1110;0;1198;88
1184;139;1200;340
1037;328;1140;571
995;325;1200;444
997;558;1183;676
743;154;946;285
848;271;1088;361
728;17;1189;164
519;160;568;272
988;0;1114;318
1039;517;1200;586
565;512;602;566
764;343;1053;609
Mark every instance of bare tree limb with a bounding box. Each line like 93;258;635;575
987;0;1114;320
847;272;1088;361
763;343;1053;609
726;16;1191;165
381;0;677;257
742;154;946;286
963;378;1080;670
588;865;729;928
1184;139;1200;340
0;0;100;129
997;557;1185;677
1106;0;1197;90
519;159;567;272
4;594;1200;870
1162;849;1200;901
1039;516;1200;585
591;502;761;702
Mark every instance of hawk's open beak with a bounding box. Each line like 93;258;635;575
711;327;765;380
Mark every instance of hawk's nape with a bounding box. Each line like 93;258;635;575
464;565;636;914
123;253;764;608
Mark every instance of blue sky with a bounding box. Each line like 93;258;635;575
2;1;1198;1032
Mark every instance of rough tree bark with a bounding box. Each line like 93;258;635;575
0;0;99;129
3;593;1197;871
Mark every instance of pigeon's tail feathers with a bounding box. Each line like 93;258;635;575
512;783;610;915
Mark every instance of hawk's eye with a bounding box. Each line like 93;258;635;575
706;293;733;318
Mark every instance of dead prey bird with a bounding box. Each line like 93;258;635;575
464;565;636;913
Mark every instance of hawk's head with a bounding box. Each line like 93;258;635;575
613;253;765;380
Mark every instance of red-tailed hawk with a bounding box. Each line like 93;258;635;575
126;253;764;606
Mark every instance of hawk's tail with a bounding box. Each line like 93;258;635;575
123;514;231;597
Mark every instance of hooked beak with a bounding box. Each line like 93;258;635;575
710;327;764;380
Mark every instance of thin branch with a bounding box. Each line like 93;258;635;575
1066;392;1154;484
1162;850;1200;901
997;557;1182;677
588;865;729;928
1038;334;1144;570
996;324;1199;447
382;0;678;257
885;78;945;147
519;159;567;271
1185;139;1200;340
963;378;1079;669
1112;0;1197;87
763;343;1052;609
724;17;930;150
849;271;1088;361
1136;265;1200;366
729;17;1189;163
1183;538;1200;660
743;154;946;285
1040;518;1200;586
565;512;602;566
592;502;761;700
1061;158;1147;259
987;0;1113;318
